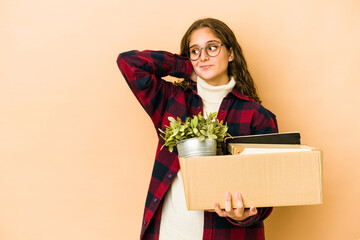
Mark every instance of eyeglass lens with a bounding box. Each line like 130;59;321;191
189;42;222;60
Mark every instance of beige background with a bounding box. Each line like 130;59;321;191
1;0;359;239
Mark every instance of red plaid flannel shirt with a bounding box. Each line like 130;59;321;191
117;50;278;240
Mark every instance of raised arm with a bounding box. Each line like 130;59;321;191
117;50;193;126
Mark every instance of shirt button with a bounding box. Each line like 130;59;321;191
154;198;158;203
168;174;173;179
198;106;201;110
143;220;147;225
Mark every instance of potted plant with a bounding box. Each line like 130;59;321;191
159;112;231;157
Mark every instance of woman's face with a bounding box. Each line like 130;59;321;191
189;27;234;86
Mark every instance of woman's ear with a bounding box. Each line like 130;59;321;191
228;48;234;62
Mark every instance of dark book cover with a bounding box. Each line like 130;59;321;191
224;132;301;154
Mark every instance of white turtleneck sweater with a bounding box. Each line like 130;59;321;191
196;76;236;116
159;76;235;240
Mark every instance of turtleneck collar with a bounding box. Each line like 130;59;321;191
196;76;236;104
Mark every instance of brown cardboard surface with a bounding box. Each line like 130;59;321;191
179;145;323;210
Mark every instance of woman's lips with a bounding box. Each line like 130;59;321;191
199;65;212;70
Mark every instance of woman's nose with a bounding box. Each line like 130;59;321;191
199;48;209;61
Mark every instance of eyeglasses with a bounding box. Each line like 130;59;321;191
189;42;224;61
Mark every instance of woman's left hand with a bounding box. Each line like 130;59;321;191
214;192;258;221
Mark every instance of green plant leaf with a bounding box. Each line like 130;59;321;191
159;112;231;152
180;125;185;132
208;124;214;134
198;135;205;141
210;134;218;139
172;128;179;136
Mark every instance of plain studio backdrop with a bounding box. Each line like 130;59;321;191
0;0;359;239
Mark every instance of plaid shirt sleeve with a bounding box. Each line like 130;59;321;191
226;207;273;227
116;50;193;126
251;106;278;135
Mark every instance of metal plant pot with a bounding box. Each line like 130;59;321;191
176;137;217;157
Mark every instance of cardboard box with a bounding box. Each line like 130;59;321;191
178;144;323;210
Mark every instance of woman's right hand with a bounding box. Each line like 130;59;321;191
214;192;258;222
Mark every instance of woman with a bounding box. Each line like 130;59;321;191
117;18;278;240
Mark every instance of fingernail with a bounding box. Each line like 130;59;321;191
214;203;218;208
236;192;240;197
226;192;230;198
